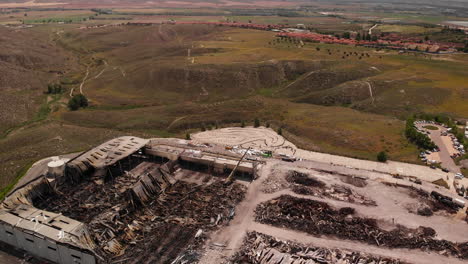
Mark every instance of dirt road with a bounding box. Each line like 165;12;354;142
198;159;468;263
193;127;455;189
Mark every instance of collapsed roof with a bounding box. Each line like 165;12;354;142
66;136;148;181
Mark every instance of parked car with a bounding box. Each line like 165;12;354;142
442;168;449;173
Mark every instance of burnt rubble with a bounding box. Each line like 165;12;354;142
232;232;408;264
255;195;468;259
387;183;460;215
33;160;246;263
286;171;376;206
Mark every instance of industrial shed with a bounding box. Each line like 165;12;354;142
0;204;96;264
65;136;149;182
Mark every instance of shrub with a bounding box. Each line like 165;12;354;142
277;127;282;136
68;94;88;111
377;151;388;162
47;83;63;94
254;118;260;128
68;98;80;111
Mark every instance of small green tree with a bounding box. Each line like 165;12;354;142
185;133;191;140
377;151;388;162
277;127;282;136
68;94;88;110
241;120;245;128
266;122;270;128
47;84;53;94
201;124;206;132
356;33;361;41
68;97;80;111
254;118;260;128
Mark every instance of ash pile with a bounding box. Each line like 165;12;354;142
389;184;464;216
232;232;407;264
286;171;376;206
255;195;468;259
33;159;246;263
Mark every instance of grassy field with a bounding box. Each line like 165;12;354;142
377;24;440;34
0;8;467;190
347;11;468;24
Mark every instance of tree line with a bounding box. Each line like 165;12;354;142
405;117;437;150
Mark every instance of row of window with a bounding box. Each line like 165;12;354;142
4;230;81;260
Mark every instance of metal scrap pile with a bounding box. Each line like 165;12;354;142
233;232;407;264
286;171;376;206
255;195;468;259
33;161;246;263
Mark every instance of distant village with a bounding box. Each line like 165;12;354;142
73;19;468;54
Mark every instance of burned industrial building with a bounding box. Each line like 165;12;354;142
0;137;256;263
1;130;467;264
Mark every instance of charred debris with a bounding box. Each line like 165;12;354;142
6;137;254;263
255;195;468;259
286;171;376;206
233;232;408;264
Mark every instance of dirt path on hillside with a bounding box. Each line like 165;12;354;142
368;24;378;35
93;60;108;79
167;116;187;130
279;70;318;92
70;66;89;97
364;80;375;105
79;67;89;95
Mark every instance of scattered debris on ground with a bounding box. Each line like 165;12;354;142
231;232;408;264
261;167;290;194
385;183;460;215
255;195;468;259
339;175;368;187
286;171;376;206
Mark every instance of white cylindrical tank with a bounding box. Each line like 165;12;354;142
47;159;65;177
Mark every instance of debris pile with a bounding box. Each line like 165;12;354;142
255;195;468;259
33;161;246;263
232;232;408;264
261;168;290;193
286;171;376;206
400;185;460;215
339;175;368;187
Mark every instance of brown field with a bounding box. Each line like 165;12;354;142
0;8;466;192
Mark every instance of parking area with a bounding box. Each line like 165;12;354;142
415;121;463;173
415;121;468;197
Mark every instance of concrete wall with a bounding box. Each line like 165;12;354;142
0;222;96;264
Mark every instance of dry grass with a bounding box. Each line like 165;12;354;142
0;15;466;191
